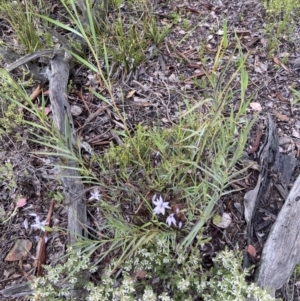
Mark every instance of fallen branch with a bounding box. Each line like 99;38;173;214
48;47;87;244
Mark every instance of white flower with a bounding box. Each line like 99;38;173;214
152;195;170;215
141;287;156;301
166;213;176;227
178;279;190;292
89;190;101;201
159;293;172;301
29;213;48;231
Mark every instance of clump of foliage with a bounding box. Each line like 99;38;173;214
0;162;17;192
262;0;299;55
262;0;300;13
0;70;28;138
31;237;278;301
0;0;53;52
0;162;18;223
0;102;24;137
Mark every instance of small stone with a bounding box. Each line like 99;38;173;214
71;105;83;116
213;213;232;229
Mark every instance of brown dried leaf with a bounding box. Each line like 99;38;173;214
254;60;268;73
17;197;27;208
126;90;136;99
29;85;42;100
5;239;32;261
248;124;264;154
44;106;51;116
273;56;289;71
134;270;147;279
273;56;280;65
247;244;257;257
250;102;262;111
275;91;289;103
234;29;252;36
273;110;289;122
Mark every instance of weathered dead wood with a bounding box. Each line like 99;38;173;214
244;115;277;226
48;49;87;244
1;46;50;80
244;115;298;298
256;174;300;296
0;282;32;298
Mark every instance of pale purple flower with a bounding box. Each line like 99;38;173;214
166;213;177;227
29;213;48;231
178;221;183;229
152;195;171;215
89;190;101;201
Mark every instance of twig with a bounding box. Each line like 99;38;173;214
36;199;55;276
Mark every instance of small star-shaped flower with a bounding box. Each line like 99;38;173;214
166;213;177;227
29;213;48;232
152;195;170;215
89;190;101;201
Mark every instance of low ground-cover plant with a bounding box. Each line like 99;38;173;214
31;238;278;301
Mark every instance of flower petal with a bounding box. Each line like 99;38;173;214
152;194;157;204
163;202;171;209
153;206;162;215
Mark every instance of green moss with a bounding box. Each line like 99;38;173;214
0;101;24;137
0;162;17;191
212;214;222;225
